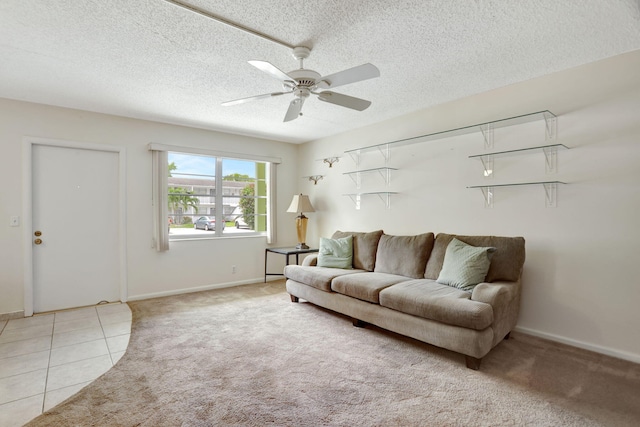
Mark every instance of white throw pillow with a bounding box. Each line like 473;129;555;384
437;238;496;292
317;236;353;269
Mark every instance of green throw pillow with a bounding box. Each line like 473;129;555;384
436;238;496;292
317;235;353;269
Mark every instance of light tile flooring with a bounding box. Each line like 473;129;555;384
0;303;132;427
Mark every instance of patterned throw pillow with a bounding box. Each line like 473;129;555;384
436;238;496;292
317;236;353;269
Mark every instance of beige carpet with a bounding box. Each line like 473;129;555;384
26;280;640;426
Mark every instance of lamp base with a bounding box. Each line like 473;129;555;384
295;215;309;251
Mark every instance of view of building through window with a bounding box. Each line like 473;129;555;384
167;152;268;238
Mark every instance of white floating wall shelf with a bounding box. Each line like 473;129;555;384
467;181;567;208
469;143;569;177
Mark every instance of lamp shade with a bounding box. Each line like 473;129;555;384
287;194;315;214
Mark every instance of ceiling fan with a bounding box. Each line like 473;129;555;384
222;46;380;122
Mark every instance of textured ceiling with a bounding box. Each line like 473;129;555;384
1;1;639;143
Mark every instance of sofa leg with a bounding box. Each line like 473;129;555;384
504;332;511;340
290;294;299;303
465;356;482;370
352;318;368;328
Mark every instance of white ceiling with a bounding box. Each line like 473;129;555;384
1;1;639;144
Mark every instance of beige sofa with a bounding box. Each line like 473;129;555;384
284;230;526;369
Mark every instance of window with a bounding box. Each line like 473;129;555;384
167;153;269;239
149;143;279;250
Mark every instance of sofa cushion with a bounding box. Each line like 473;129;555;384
317;236;353;269
379;280;494;330
331;272;411;304
436;238;496;292
332;230;383;271
284;265;364;292
374;233;435;279
425;234;525;282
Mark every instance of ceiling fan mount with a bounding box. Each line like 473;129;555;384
291;46;311;62
222;46;380;122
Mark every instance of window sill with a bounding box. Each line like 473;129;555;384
169;233;266;242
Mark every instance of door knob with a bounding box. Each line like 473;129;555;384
34;238;43;245
34;231;42;236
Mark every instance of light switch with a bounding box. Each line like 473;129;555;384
10;216;20;227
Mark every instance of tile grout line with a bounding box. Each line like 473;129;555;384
0;305;131;424
96;306;115;366
0;316;52;415
41;306;99;414
41;312;57;414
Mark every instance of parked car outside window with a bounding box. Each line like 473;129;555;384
235;216;249;229
194;216;224;231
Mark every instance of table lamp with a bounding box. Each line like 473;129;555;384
287;194;315;249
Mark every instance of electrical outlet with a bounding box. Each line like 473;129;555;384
232;265;237;274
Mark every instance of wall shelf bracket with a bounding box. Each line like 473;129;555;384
377;167;392;184
543;181;558;208
376;192;393;208
323;157;340;168
304;175;324;185
346;193;362;210
543;145;558;174
376;144;391;163
480;186;494;208
346;172;362;189
543;111;557;140
346;144;390;166
479;155;494;178
479;123;494;149
343;192;397;210
347;150;361;167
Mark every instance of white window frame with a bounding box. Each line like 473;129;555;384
149;143;280;250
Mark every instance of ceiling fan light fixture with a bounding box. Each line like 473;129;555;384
287;69;321;87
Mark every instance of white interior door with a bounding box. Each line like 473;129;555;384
32;144;120;313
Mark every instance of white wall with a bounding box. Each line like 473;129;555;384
2;50;638;364
297;50;640;363
0;99;299;315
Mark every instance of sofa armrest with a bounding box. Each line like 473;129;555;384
471;281;517;306
471;281;521;336
302;254;318;267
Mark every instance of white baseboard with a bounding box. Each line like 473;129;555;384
514;326;640;365
0;310;25;321
127;277;282;302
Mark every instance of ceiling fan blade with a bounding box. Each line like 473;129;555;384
284;97;305;122
249;60;297;86
316;91;372;111
221;91;289;106
317;63;380;89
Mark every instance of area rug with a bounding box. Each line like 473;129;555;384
27;281;640;426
